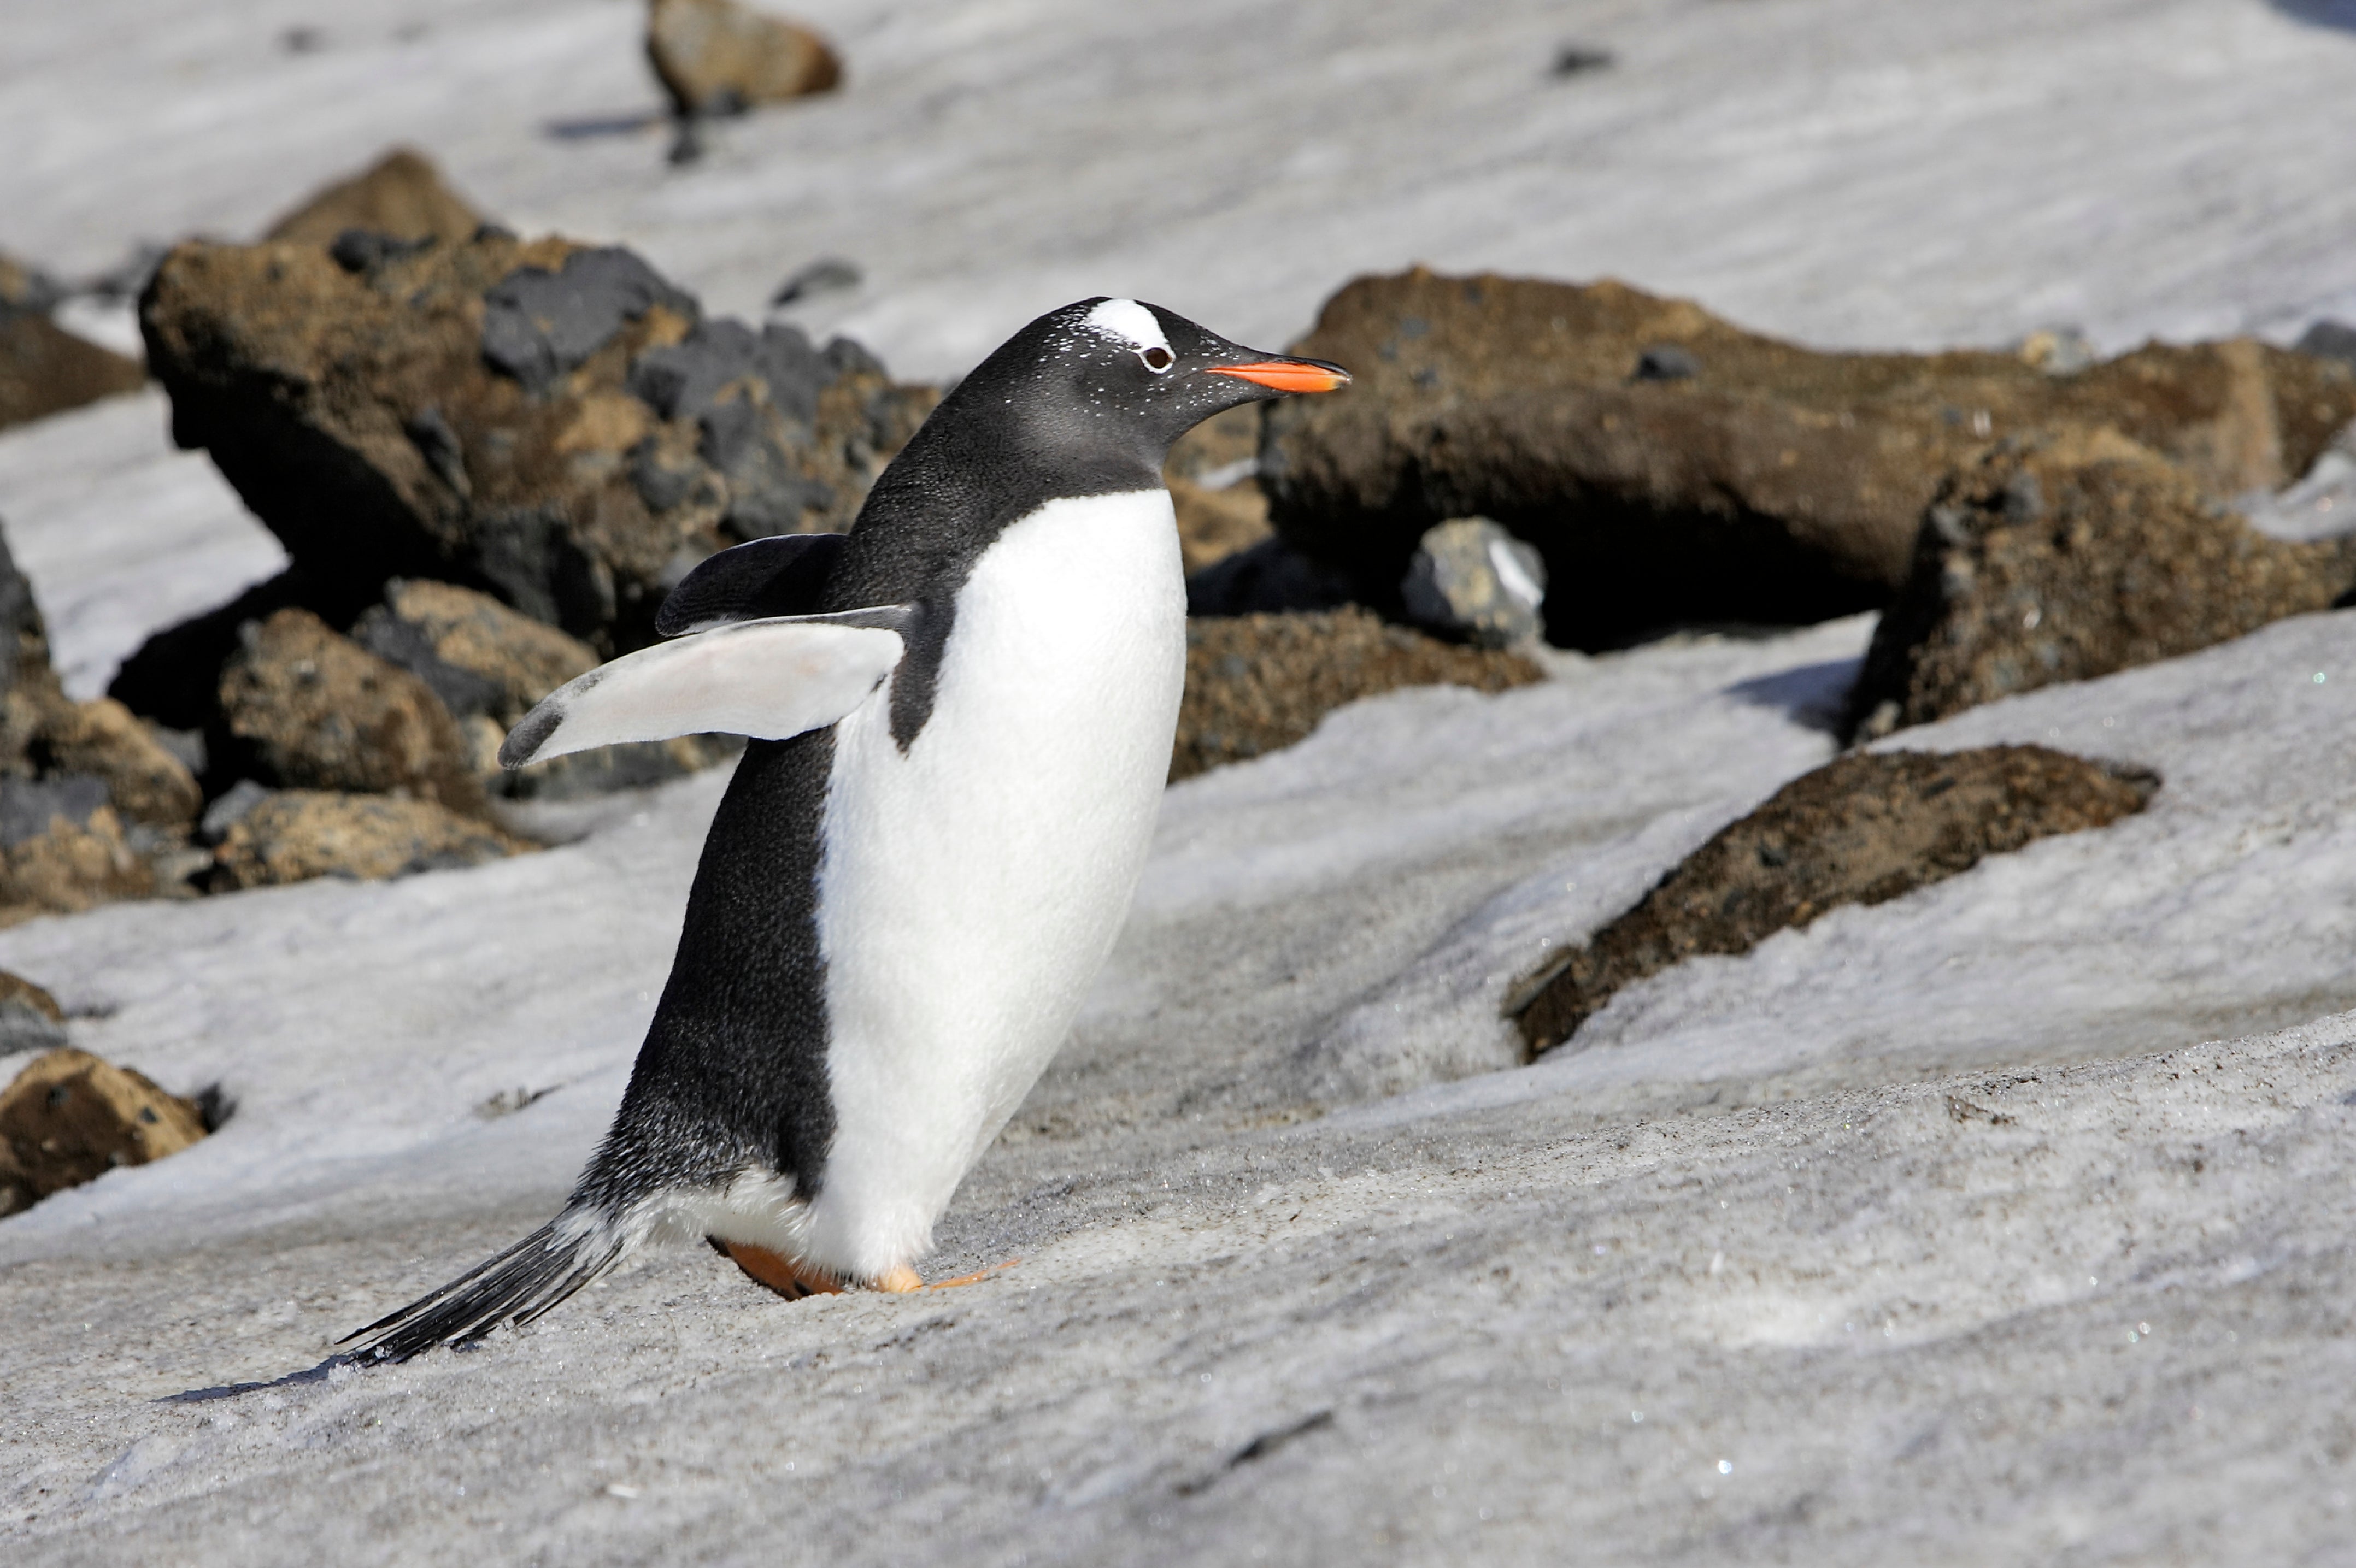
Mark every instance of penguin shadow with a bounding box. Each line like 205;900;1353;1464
1720;657;1861;736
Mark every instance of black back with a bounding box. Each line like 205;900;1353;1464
580;300;1338;1209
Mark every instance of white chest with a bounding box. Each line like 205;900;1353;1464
803;488;1186;1275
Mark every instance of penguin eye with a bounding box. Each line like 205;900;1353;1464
1138;346;1174;373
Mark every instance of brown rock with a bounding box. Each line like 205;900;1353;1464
210;789;532;891
261;146;486;248
1511;746;2158;1055
1845;431;2356;736
33;696;202;832
139;232;933;656
1261;270;2356;648
647;0;842;119
356;578;597;725
0;314;145;433
0;795;158;926
0;1047;208;1216
219;608;485;815
1172;606;1544;782
349;578;740;799
0;970;67;1057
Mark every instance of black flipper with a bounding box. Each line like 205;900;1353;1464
655;533;847;636
338;1219;625;1364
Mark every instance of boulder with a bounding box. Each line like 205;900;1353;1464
218;608;485;815
0;970;66;1057
1399;517;1547;647
0;314;145;433
351;578;737;798
209;789;532;891
1171;606;1544;781
261;146;486;249
32;697;202;833
0;1047;208;1216
139;232;934;656
1845;431;2356;738
1184;538;1355;618
1260;270;2356;647
646;0;842;120
1511;746;2157;1055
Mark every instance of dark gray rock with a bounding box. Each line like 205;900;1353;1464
0;776;109;848
481;248;699;395
1186;537;1356;618
2299;319;2356;375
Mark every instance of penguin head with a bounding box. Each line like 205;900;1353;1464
956;296;1350;470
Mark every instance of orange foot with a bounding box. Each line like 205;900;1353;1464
714;1241;1018;1298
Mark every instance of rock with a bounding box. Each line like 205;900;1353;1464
771;257;861;306
1511;746;2157;1054
0;313;145;433
0;254;65;318
1844;430;2356;738
352;579;737;799
139;231;935;655
2016;325;2099;375
196;778;271;846
218;608;485;816
2300;320;2356;376
1185;538;1356;618
32;697;203;833
0;1047;208;1216
1171;607;1545;781
1399;517;1547;647
646;0;842;120
1261;270;2356;647
261;146;486;249
209;789;531;891
0;791;156;926
0;970;66;1057
354;579;596;724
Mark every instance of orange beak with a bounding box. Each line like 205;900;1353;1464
1205;358;1352;394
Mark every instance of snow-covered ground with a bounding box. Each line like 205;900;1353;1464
8;1;2356;1561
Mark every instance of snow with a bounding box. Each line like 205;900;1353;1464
9;0;2356;1561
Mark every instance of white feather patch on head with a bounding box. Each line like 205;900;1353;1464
1079;298;1170;355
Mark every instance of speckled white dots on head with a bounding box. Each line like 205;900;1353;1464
1079;298;1170;356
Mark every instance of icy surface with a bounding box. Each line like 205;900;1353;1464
9;0;2356;1561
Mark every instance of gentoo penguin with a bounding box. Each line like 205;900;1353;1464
344;299;1348;1360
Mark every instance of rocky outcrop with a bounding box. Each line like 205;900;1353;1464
1261;270;2356;647
1511;746;2157;1054
1171;607;1544;781
1845;432;2356;738
209;789;532;891
139;231;934;657
1166;405;1274;575
0;1047;208;1217
261;146;486;249
646;0;842;119
0;314;145;432
218;608;485;815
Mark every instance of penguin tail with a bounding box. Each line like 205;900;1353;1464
338;1213;626;1364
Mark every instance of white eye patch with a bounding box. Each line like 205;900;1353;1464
1079;298;1171;357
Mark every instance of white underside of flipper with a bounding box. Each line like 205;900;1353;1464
498;609;911;768
790;489;1186;1281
